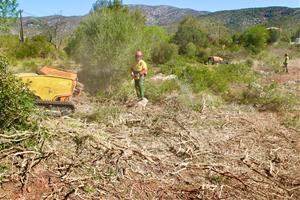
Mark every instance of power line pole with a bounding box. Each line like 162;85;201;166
19;10;24;43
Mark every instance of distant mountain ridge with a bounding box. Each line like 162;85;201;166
12;5;300;37
128;4;209;25
198;6;300;31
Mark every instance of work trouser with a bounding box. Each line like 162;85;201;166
283;63;288;73
134;76;145;99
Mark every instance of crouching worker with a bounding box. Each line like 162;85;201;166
131;51;148;100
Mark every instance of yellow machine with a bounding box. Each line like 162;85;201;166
16;67;83;115
17;73;75;101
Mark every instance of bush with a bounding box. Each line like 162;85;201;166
197;48;209;63
67;6;151;93
227;82;296;112
186;42;197;58
0;57;37;131
151;42;178;64
15;35;55;59
0;35;55;60
240;26;269;54
184;63;254;94
146;80;180;102
267;28;281;44
173;16;208;54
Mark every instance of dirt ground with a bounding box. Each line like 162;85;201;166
0;61;299;200
271;59;300;83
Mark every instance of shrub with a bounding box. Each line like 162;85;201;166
267;28;281;44
151;42;178;64
227;82;296;112
146;79;180;102
186;42;197;58
197;48;209;63
67;6;149;93
15;35;55;59
240;26;269;54
173;16;208;54
0;56;37;131
184;63;253;94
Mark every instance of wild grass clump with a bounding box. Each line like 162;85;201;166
146;79;180;102
284;112;300;130
86;105;123;123
227;82;296;112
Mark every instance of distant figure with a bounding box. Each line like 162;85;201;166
283;53;289;73
131;51;148;100
208;56;224;65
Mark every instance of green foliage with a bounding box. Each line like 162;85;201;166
151;42;178;64
67;6;151;92
68;7;145;66
267;28;281;44
0;0;19;31
185;42;197;58
228;82;296;112
15;35;55;59
146;79;180;102
93;0;123;11
184;64;253;93
196;48;209;63
160;57;192;77
0;56;37;131
143;26;169;43
174;16;208;54
240;26;269;54
0;35;55;60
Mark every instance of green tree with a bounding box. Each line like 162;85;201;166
151;42;178;64
267;28;281;44
67;6;148;93
185;42;197;58
173;16;208;54
0;0;19;31
240;26;269;54
93;0;123;10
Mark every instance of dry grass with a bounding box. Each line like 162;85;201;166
1;98;299;199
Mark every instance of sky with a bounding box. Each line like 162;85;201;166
19;0;300;17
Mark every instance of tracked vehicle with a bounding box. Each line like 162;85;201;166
16;67;83;115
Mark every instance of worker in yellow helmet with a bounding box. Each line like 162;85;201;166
131;51;148;100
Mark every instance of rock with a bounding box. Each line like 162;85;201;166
286;80;297;85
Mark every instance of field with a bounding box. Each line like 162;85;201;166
0;60;299;200
1;1;300;199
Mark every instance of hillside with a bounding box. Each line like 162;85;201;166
198;7;300;31
128;4;209;25
12;6;300;37
13;5;207;37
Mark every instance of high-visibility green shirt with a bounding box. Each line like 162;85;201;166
132;60;147;72
284;56;289;64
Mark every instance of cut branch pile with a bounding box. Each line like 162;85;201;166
1;102;299;199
